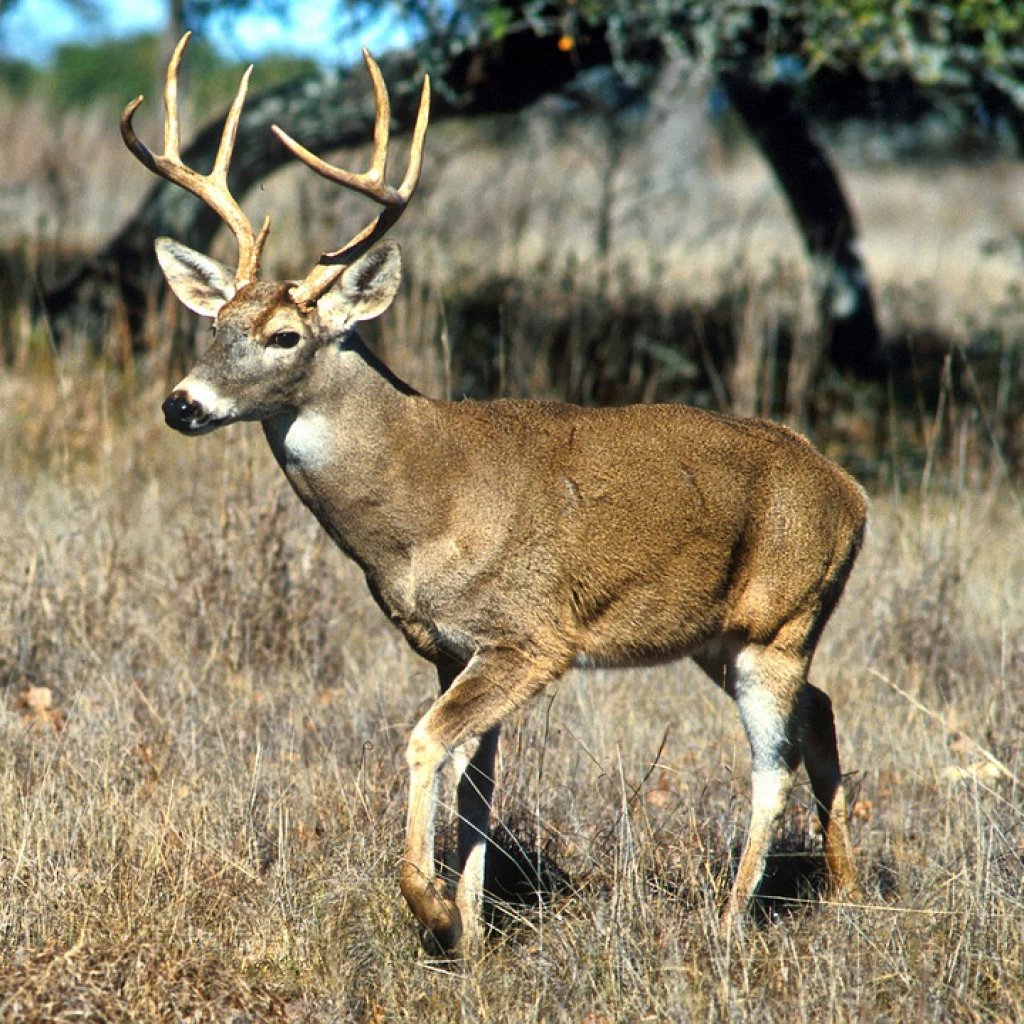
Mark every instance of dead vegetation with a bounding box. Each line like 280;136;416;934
1;324;1022;1021
0;81;1023;1021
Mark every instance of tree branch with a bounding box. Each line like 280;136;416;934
720;72;882;376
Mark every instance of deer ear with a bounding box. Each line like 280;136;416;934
318;241;402;330
156;237;236;317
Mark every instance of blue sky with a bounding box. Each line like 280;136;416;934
1;0;408;64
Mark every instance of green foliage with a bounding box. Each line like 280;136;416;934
379;0;1024;101
0;54;37;96
47;33;166;109
5;0;1023;103
803;0;1024;85
483;4;516;40
0;31;317;112
589;1;1024;89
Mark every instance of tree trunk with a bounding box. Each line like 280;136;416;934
720;73;882;376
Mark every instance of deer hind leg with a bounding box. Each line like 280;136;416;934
451;724;500;953
799;683;861;900
721;644;804;928
401;648;559;955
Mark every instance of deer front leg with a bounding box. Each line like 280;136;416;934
434;658;502;943
400;647;560;955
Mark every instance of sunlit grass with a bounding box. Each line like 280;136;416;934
0;357;1021;1021
1;78;1023;1023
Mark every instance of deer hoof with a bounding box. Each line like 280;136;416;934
418;912;464;958
401;871;463;954
415;894;463;956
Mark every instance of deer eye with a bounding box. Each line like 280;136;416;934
268;330;300;349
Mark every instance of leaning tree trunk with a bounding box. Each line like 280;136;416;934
720;73;882;376
42;31;612;348
45;25;883;381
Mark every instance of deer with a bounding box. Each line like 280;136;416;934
123;33;867;956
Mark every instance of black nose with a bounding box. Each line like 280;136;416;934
162;390;202;430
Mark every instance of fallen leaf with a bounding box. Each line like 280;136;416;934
852;798;873;822
942;761;1009;784
16;686;67;732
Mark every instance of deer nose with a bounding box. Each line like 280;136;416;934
162;390;202;430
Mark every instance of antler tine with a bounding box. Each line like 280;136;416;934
162;32;188;161
272;50;397;205
398;68;431;201
273;51;431;308
120;31;270;287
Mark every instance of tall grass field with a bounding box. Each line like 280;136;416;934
0;74;1022;1021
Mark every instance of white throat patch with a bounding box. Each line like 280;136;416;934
283;410;334;469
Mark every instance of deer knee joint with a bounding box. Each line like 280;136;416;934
406;723;447;774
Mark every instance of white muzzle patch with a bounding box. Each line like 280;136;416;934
177;378;239;425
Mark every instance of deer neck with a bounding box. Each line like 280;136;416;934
261;331;443;577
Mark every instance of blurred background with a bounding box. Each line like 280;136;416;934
1;0;1022;482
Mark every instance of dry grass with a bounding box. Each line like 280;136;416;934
0;346;1022;1021
1;76;1023;1022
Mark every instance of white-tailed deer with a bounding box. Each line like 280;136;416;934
124;34;866;955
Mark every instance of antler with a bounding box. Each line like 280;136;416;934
120;32;270;288
272;49;430;309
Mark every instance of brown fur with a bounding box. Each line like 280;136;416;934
155;242;867;955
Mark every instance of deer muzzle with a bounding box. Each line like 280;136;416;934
162;390;204;432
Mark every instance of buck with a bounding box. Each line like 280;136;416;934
124;34;867;955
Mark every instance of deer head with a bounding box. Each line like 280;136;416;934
121;32;429;434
